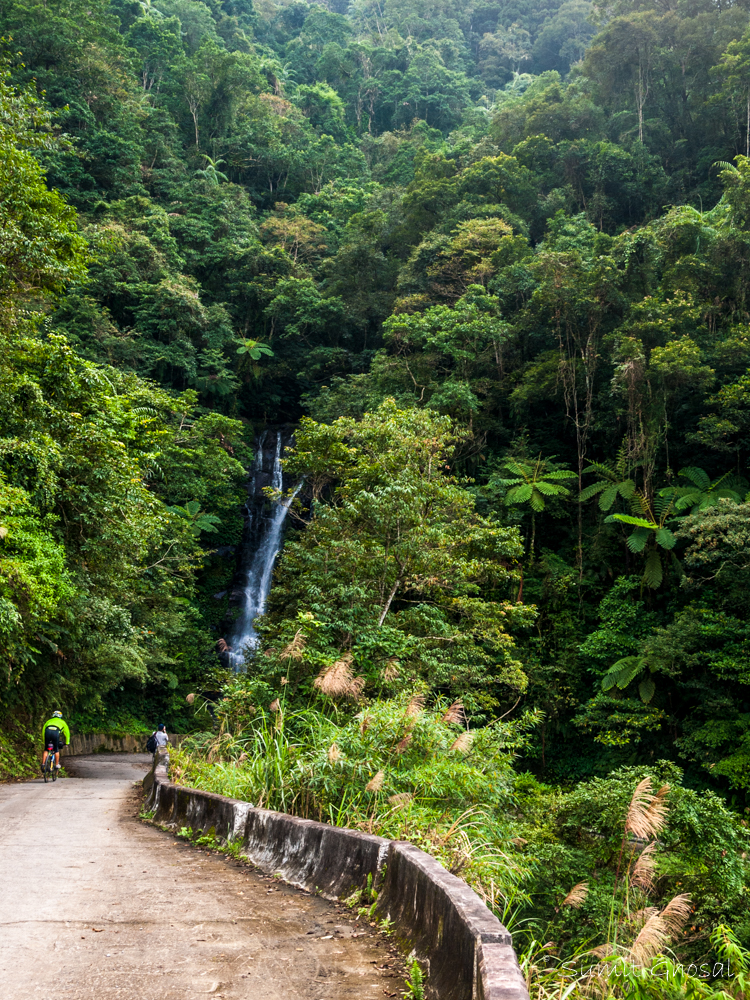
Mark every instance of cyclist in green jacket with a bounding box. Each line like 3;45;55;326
41;712;70;773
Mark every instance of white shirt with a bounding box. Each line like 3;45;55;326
155;731;169;748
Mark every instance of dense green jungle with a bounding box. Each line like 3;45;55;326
2;0;750;990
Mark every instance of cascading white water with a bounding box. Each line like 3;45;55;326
228;432;296;671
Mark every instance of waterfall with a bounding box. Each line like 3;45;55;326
227;431;295;671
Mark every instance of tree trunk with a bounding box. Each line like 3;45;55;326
378;578;401;626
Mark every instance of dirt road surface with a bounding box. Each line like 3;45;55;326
0;754;404;1000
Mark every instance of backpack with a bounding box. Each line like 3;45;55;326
146;732;158;753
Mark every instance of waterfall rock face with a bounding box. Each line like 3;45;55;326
225;429;295;671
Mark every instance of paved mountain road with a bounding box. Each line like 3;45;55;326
0;754;403;1000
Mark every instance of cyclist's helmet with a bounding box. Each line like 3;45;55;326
52;711;63;718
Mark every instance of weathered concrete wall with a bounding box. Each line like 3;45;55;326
144;759;529;1000
63;733;185;756
376;840;515;999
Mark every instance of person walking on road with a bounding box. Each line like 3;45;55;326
147;724;170;768
41;711;70;773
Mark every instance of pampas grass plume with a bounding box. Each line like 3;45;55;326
562;882;589;908
314;653;362;700
630;841;658;893
388;792;412;807
442;700;465;726
449;731;474;753
281;629;306;660
406;693;425;717
629;894;692;965
625;777;670;841
382;656;400;682
365;770;384;793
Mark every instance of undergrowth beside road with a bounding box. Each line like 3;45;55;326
170;697;536;921
169;696;750;1000
0;723;38;782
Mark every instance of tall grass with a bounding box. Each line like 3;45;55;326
170;701;750;999
169;696;535;915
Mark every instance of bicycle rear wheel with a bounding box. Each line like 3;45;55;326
51;760;58;782
43;758;50;783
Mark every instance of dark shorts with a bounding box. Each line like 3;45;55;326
44;728;63;753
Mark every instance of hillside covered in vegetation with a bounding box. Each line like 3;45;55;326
2;0;750;989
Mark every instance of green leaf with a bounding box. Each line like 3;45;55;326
643;548;664;589
610;514;657;530
655;527;676;550
580;481;607;502
505;483;533;505
535;481;570;496
529;490;545;512
602;656;644;691
626;527;650;553
543;470;577;480
678;466;711;491
639;675;656;704
599;484;620;511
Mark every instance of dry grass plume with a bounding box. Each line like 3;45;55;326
314;653;364;701
281;629;306;660
625;778;670;840
365;770;384;793
441;700;465;726
630;841;658;893
387;792;413;807
629;894;692;966
406;693;425;717
382;656;400;682
449;731;474;754
562;882;589;908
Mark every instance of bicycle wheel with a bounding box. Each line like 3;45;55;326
51;760;58;782
43;758;50;783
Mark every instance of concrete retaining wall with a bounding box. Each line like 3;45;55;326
62;733;185;756
144;759;529;1000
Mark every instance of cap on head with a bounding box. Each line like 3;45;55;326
158;724;166;731
52;711;63;718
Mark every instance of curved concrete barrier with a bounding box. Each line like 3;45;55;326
62;733;185;756
143;758;529;1000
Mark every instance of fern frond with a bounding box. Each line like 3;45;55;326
678;466;710;491
627;527;651;553
713;160;740;176
639;675;656;703
654;527;676;550
643;549;663;588
580;481;608;501
610;514;656;530
602;656;644;692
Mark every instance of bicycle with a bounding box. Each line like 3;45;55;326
42;743;58;783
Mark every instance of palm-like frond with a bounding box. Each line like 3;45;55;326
638;675;656;703
643;548;663;588
713;159;740;177
602;656;644;692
